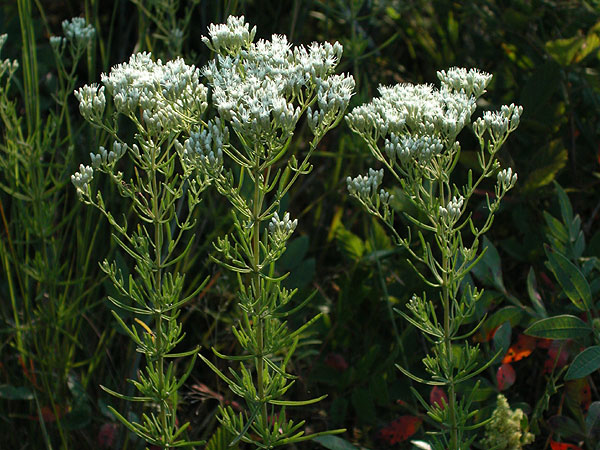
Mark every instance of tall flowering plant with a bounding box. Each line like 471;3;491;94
346;68;522;449
72;52;211;447
196;16;354;448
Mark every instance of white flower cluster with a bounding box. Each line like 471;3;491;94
52;17;95;52
308;74;355;134
74;84;106;122
347;168;383;198
268;212;298;243
203;17;354;147
183;119;228;172
90;142;128;168
347;168;394;219
0;34;19;82
439;195;464;224
437;67;492;98
71;164;94;196
96;52;207;133
346;68;486;143
202;15;256;55
384;133;444;165
497;167;518;190
473;103;523;143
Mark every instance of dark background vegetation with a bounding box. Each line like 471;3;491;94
1;0;600;448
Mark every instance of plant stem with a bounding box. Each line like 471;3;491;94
252;161;268;430
151;142;168;442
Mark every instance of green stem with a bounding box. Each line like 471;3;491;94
151;142;168;445
252;162;268;430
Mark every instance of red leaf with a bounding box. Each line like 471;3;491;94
325;353;348;371
550;440;584;450
497;363;516;391
473;325;499;343
566;378;591;412
543;341;570;374
503;334;537;363
98;423;118;449
429;386;447;410
379;416;422;444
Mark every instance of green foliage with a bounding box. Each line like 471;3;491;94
347;68;522;448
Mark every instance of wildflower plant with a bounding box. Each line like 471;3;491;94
197;16;354;448
72;52;211;447
346;68;522;449
1;18;105;447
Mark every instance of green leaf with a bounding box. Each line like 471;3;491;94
527;268;547;318
351;388;376;424
523;140;568;191
545;245;592;310
546;36;584;66
565;346;600;380
335;226;365;262
0;384;34;400
493;321;512;357
524;315;591;339
206;426;238;450
585;401;600;438
471;236;505;292
313;435;360;450
278;236;308;271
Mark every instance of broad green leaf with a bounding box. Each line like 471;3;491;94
493;321;512;357
335;226;365;262
0;384;34;400
554;182;574;227
546;36;584;66
545;245;592;310
565;346;600;380
351;388;376;424
524;315;591;339
585;401;600;438
278;236;308;271
471;236;505;292
313;435;360;450
523;140;568;191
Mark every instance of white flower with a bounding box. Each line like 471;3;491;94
74;84;105;122
96;52;207;131
203;17;353;147
347;168;384;198
71;164;94;195
346;73;477;142
437;67;492;98
62;17;95;49
202;15;256;55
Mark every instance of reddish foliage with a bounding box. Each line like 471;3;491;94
97;423;118;449
503;334;537;363
473;325;499;343
379;416;422;444
497;363;516;391
550;441;584;450
566;378;591;412
429;386;447;410
325;353;349;371
543;341;570;373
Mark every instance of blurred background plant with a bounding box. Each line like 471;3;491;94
0;0;599;449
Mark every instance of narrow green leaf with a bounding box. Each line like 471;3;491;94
524;315;591;339
565;346;600;380
545;245;592;310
